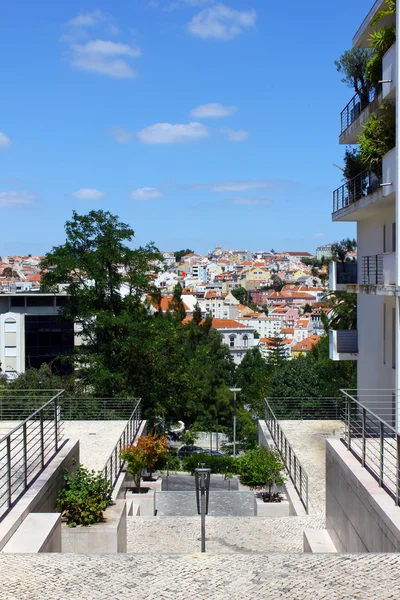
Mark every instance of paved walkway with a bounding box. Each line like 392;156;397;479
278;420;342;517
127;515;325;553
156;491;254;516
2;553;400;599
63;420;127;471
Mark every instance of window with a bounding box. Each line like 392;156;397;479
243;335;248;348
229;335;235;348
4;319;16;333
10;296;25;307
5;347;17;357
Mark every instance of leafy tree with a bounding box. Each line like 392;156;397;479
174;249;194;262
343;148;365;181
237;447;285;493
2;267;18;278
120;444;147;491
334;48;375;102
324;292;357;331
331;238;357;264
235;347;269;415
231;286;250;305
358;101;395;172
192;302;202;325
169;282;186;321
267;333;287;369
302;303;314;315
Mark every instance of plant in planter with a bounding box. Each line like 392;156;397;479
358;101;395;173
236;447;285;501
120;444;147;493
137;433;168;479
335;47;375;106
56;463;113;527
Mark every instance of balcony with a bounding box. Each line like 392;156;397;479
340;87;381;144
359;253;396;294
333;149;395;222
329;329;358;361
329;261;357;292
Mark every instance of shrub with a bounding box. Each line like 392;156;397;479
236;447;285;494
136;433;168;477
56;464;113;527
120;444;147;491
358;101;395;172
156;453;181;472
182;453;237;475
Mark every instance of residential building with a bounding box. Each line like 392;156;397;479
330;0;396;421
291;334;320;357
205;318;255;365
162;252;176;268
316;244;334;261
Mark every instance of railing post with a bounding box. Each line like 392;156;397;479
293;455;297;489
347;395;351;450
40;409;45;468
54;397;58;453
23;422;28;487
306;475;309;514
362;407;366;467
380;421;384;487
7;436;12;507
397;434;400;506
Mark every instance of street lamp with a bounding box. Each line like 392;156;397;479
229;388;241;459
194;464;211;552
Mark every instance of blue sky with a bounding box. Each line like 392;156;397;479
1;0;368;256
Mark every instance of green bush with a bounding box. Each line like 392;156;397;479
236;447;285;493
156;453;181;472
182;453;237;475
56;464;113;527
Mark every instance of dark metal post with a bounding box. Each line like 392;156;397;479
347;395;351;450
7;436;12;507
23;423;28;487
362;407;366;467
294;455;297;489
40;409;45;468
380;421;384;487
233;391;236;459
54;397;58;453
200;472;206;552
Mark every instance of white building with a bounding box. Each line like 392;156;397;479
209;318;255;365
162;252;176;268
330;0;397;423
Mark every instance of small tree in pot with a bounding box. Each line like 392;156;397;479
120;444;147;493
237;447;285;501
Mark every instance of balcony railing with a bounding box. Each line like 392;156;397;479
333;169;381;213
340;87;380;134
337;261;357;285
362;254;384;285
341;389;400;505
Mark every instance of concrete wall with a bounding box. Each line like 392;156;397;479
0;439;79;551
326;439;400;552
62;500;127;553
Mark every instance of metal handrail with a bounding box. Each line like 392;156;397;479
265;397;344;421
340;389;400;505
0;390;65;519
340;86;380;134
102;400;142;489
361;254;384;285
333;168;381;213
264;399;309;513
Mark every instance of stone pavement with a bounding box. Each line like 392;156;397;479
278;420;342;517
156;491;254;516
63;420;127;471
1;553;400;599
127;515;325;553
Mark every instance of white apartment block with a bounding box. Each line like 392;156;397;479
330;0;398;423
238;315;282;338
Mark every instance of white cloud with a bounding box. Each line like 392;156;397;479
226;198;272;206
130;187;163;200
137;122;210;144
220;127;249;142
0;191;37;208
210;180;273;193
190;102;237;118
72;188;105;200
67;10;105;29
187;3;256;40
110;126;135;144
0;131;11;148
70;40;141;77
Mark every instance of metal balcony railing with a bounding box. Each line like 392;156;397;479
333;169;381;213
0;390;65;520
362;254;384;285
336;330;358;354
340;87;380;134
103;400;142;489
341;390;400;505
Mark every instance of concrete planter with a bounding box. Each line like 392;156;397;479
254;494;290;517
125;488;155;516
61;499;127;553
141;476;162;492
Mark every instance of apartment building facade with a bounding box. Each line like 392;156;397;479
330;0;398;422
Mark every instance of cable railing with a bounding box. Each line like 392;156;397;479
340;87;380;134
333;168;381;213
0;390;65;520
264;399;309;513
266;397;345;421
341;389;400;505
102;399;142;489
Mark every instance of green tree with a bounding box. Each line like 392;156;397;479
174;249;194;262
331;238;357;265
235;347;269;415
237;447;285;493
335;47;375;101
169;282;186;321
231;286;250;305
2;267;18;278
358;101;395;172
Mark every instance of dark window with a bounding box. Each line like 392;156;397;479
25;315;74;374
10;296;25;307
26;296;54;307
56;296;68;306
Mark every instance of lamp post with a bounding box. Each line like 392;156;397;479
229;388;241;459
194;464;211;552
